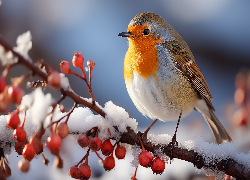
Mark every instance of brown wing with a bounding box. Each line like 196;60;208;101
163;40;215;111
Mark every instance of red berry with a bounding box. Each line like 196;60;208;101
18;158;30;172
13;126;26;142
89;137;102;151
72;53;84;68
33;137;43;154
22;143;36;162
0;75;6;93
103;156;115;171
78;163;91;179
78;134;89;148
0;87;10;112
69;166;81;179
115;144;126;159
15;140;27;155
60;60;71;74
46;133;62;155
151;158;165;174
7;85;24;104
6;111;20;129
47;71;61;89
139;151;153;167
101;139;114;156
56;122;69;139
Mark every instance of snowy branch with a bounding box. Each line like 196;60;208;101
0;36;249;180
119;127;250;179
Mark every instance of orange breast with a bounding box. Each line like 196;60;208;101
124;25;163;83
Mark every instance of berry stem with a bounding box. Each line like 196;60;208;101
131;167;138;180
76;148;90;166
30;130;41;144
79;66;86;79
68;68;95;105
138;135;146;152
95;151;104;164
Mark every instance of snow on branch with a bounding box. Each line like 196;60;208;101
0;33;250;180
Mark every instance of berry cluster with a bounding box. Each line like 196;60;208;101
69;133;127;179
0;73;24;112
1;52;98;176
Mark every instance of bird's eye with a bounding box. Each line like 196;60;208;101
143;29;150;35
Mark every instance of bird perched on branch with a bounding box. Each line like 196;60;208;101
118;12;232;144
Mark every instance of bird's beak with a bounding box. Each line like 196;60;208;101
118;31;134;37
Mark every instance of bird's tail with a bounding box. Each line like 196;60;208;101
196;106;232;144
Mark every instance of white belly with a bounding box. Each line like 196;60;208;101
126;46;198;121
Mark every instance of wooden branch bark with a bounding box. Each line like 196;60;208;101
0;37;249;179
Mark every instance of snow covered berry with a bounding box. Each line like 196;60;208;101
46;132;62;155
78;134;89;148
47;71;61;89
151;158;165;174
22;143;36;162
103;156;115;171
6;111;20;129
115;144;126;159
60;60;71;74
13;126;26;142
139;151;153;168
56;122;69;139
89;137;102;151
78;163;91;179
72;53;84;68
7;85;24;104
101;139;114;156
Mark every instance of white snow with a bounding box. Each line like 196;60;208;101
29;87;54;126
0;45;17;66
13;31;33;63
182;136;250;179
59;73;72;91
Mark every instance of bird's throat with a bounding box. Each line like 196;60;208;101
124;36;163;83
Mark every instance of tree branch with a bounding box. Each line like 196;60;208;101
0;37;249;179
0;36;105;117
119;127;249;179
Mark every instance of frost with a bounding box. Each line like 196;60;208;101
131;145;142;168
13;31;33;63
148;134;172;146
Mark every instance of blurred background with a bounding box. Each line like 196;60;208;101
0;0;250;179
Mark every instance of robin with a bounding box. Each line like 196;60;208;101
118;12;232;144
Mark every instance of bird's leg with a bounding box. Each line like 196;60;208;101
143;119;158;139
170;111;182;160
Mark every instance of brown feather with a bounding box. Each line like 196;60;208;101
163;40;215;110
